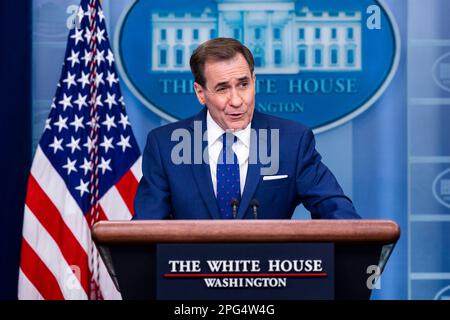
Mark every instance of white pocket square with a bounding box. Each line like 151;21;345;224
262;175;288;181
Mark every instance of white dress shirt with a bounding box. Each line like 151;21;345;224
206;111;250;196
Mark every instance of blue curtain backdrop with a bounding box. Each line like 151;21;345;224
0;1;31;300
2;0;449;299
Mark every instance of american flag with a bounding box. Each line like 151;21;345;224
18;0;142;299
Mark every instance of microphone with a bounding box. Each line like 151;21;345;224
250;199;259;219
230;198;240;219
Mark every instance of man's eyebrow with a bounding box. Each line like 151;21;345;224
237;76;250;82
213;81;229;89
213;76;250;89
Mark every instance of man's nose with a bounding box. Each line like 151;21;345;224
229;87;243;107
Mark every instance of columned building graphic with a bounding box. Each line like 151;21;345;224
151;0;362;73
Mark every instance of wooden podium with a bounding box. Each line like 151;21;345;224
92;220;400;300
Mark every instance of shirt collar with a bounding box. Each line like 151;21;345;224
206;111;251;148
206;111;225;147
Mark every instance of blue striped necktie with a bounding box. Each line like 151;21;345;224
216;133;241;219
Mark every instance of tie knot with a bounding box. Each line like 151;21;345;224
219;132;238;165
222;132;237;150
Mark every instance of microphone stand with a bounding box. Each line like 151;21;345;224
250;199;259;219
230;198;239;219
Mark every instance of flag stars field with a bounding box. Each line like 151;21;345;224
19;0;142;300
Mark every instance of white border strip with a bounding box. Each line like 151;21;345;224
409;156;450;163
410;215;450;222
411;273;450;280
409;98;450;105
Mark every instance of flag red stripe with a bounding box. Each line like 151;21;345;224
97;204;108;222
26;175;90;294
115;169;139;216
85;203;109;226
20;239;65;300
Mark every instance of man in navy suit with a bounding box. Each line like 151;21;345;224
134;38;359;220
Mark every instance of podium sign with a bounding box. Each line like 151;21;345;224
92;220;400;300
157;243;334;300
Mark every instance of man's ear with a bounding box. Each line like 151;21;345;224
193;82;206;105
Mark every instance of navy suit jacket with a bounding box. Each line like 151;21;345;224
134;109;360;220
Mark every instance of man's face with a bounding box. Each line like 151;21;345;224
194;53;256;131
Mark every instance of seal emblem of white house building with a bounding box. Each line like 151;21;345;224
115;0;399;132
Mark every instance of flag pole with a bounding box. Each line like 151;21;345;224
86;0;102;300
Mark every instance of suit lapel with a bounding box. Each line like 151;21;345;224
237;112;268;219
189;109;221;219
237;159;261;219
